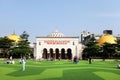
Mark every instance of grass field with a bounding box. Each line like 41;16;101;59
0;59;120;80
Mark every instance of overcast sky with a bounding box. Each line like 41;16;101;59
0;0;120;43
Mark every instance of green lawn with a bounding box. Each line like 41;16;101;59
0;59;120;80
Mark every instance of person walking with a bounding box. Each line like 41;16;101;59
22;59;26;71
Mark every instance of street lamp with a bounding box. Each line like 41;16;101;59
75;45;78;64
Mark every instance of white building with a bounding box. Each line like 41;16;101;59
34;31;83;60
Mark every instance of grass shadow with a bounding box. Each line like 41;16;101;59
6;66;45;77
37;68;120;80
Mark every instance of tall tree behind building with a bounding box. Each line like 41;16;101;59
11;31;32;58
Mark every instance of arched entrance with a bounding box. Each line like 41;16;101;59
67;48;72;60
55;48;59;59
49;48;54;59
61;48;65;59
43;48;47;59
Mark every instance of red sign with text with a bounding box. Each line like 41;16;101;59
44;40;70;45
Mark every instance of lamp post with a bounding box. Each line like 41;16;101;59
75;45;78;64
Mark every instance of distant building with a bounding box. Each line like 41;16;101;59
7;33;21;43
81;31;94;45
116;34;120;41
81;30;117;46
34;30;83;60
97;30;117;46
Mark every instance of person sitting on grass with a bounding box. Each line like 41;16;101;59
117;63;120;69
5;59;15;64
10;59;15;64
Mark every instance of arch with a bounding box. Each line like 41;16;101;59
55;48;59;59
61;48;65;59
49;48;53;59
67;48;72;60
43;48;47;59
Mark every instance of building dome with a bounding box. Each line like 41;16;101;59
97;34;117;46
47;30;65;37
7;33;21;43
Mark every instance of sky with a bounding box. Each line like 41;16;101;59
0;0;120;43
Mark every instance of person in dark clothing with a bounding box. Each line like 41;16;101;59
88;56;92;64
73;56;76;63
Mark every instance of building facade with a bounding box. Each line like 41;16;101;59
34;31;83;60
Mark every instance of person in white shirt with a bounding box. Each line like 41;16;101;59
22;59;26;71
11;60;15;64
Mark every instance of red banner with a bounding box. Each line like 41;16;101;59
44;40;70;45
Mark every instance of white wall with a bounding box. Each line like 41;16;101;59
35;37;83;60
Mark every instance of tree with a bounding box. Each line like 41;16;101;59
11;31;32;58
20;31;29;41
115;39;120;59
0;37;14;58
101;42;116;61
82;37;101;59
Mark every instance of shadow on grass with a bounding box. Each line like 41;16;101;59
36;68;120;80
2;60;120;80
6;66;45;77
